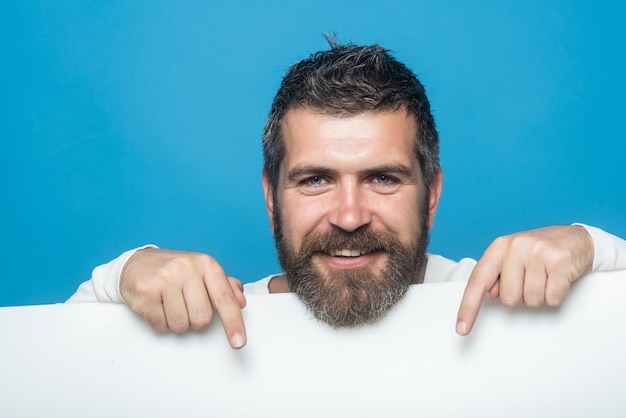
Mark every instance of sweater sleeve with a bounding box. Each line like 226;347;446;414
66;245;157;304
576;224;626;272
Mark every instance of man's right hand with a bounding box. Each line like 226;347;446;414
119;248;247;349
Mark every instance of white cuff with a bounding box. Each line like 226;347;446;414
574;224;626;272
66;245;158;304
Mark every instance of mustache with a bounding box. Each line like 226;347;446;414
297;226;402;259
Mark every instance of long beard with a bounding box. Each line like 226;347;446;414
273;202;430;328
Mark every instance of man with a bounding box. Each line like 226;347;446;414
68;37;626;350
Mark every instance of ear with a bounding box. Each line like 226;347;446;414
262;170;275;232
427;170;443;230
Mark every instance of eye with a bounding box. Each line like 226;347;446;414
372;174;397;185
303;175;325;186
297;175;332;195
368;173;402;194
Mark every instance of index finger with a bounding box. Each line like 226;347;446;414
456;246;503;336
201;259;247;349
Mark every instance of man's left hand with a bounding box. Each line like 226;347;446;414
456;225;594;336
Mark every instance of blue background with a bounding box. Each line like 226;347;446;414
2;1;625;306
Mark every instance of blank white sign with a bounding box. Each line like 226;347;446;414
1;271;625;417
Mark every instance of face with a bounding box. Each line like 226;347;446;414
262;108;443;327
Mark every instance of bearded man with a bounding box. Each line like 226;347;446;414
68;37;626;349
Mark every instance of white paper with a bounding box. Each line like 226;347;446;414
1;271;625;417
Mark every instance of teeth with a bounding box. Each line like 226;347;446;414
331;249;365;257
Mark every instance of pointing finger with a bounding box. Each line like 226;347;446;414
201;259;247;349
456;242;504;336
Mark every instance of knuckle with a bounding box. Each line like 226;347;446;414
169;321;190;333
545;295;562;307
546;285;568;307
159;256;194;279
499;296;517;307
199;255;226;278
513;235;543;258
190;315;213;329
487;235;509;254
541;244;569;264
529;242;545;259
492;235;509;247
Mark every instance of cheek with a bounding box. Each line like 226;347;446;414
372;194;422;238
280;196;329;245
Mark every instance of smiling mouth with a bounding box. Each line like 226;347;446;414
328;249;374;257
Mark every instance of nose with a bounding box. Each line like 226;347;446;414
328;181;372;232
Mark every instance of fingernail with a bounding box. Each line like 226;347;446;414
231;332;245;349
456;321;468;336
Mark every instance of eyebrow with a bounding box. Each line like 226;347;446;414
361;164;415;179
286;164;415;182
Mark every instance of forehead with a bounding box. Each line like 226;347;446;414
280;108;419;171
